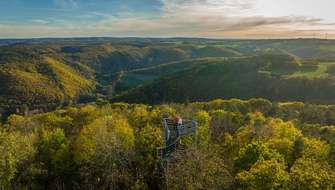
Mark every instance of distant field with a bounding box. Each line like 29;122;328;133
320;45;335;51
286;62;335;78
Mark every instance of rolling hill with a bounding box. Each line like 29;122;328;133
114;52;335;104
0;51;94;115
1;38;335;117
112;57;227;93
0;41;243;116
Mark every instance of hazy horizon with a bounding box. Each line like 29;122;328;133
0;0;334;39
1;36;335;41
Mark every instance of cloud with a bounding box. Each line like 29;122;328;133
92;0;328;37
31;19;50;25
1;0;335;38
53;0;78;8
214;16;326;32
89;0;333;38
160;0;254;16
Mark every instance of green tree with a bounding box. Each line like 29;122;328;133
290;158;335;190
196;111;211;148
35;128;75;189
74;115;135;189
129;105;150;129
236;159;290;190
297;137;330;162
234;141;282;172
248;98;272;114
329;142;335;167
167;145;232;190
34;112;73;135
238;115;302;164
210;109;243;138
7;114;25;129
135;124;163;189
0;131;36;189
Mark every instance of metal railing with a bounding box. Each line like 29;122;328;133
157;118;197;159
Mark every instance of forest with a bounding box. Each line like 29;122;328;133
1;98;335;189
1;38;335;189
2;38;335;118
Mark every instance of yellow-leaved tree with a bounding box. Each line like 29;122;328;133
74;114;135;189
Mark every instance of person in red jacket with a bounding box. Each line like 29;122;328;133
174;115;182;136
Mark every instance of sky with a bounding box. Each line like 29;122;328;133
0;0;334;39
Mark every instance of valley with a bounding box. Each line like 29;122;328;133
2;39;335;189
2;38;335;118
2;0;335;189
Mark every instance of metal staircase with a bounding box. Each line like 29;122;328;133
157;117;197;159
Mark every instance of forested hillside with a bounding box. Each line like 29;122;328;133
1;38;335;190
112;57;226;93
1;38;335;119
0;40;244;117
0;46;95;116
115;52;335;104
1;98;335;189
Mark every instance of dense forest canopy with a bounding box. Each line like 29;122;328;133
1;38;335;189
1;99;335;189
